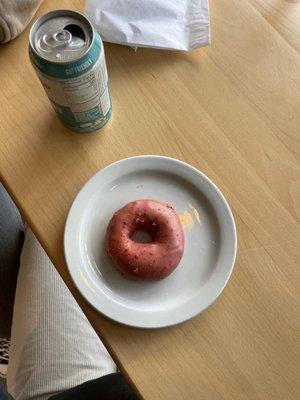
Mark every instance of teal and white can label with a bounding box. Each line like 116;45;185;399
29;10;111;133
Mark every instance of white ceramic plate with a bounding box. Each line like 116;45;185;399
64;156;237;328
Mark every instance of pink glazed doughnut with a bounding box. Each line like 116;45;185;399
106;199;184;280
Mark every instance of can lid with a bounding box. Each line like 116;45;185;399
30;10;93;63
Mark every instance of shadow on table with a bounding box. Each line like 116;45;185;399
104;42;204;83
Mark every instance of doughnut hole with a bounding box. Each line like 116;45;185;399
130;215;159;244
131;231;152;243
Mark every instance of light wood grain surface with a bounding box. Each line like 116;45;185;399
0;0;299;399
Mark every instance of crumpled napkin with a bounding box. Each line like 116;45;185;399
0;0;43;43
85;0;210;51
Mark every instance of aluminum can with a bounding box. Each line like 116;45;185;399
29;9;111;132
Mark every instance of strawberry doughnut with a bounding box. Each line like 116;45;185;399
106;199;184;280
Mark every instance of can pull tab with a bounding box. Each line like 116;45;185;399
42;30;72;50
36;24;86;61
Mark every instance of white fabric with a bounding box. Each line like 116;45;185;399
0;0;43;43
7;229;116;400
85;0;210;51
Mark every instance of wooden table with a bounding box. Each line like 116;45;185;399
0;0;299;398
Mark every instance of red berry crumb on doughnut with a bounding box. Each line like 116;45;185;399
106;199;184;280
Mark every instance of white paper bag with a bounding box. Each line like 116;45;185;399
85;0;210;51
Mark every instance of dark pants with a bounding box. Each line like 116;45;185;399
0;184;24;338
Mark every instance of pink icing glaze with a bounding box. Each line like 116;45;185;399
106;199;184;280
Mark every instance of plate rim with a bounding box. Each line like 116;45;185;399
64;155;237;328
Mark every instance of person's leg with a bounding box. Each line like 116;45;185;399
0;184;24;339
7;229;116;400
49;373;138;400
